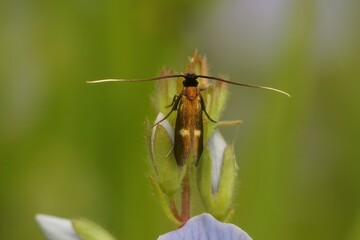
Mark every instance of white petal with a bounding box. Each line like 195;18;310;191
207;130;227;194
151;112;174;157
35;214;81;240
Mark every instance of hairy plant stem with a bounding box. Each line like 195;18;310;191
180;165;190;226
169;195;181;221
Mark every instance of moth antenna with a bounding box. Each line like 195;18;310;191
197;75;291;97
87;74;185;84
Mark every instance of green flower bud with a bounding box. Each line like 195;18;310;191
148;113;186;195
197;130;237;221
72;218;116;240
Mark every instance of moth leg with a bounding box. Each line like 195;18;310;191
153;95;181;127
165;95;179;108
200;95;217;123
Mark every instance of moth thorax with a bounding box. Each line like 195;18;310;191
184;87;199;100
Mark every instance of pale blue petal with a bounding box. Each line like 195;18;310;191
158;213;252;240
207;130;227;194
35;214;81;240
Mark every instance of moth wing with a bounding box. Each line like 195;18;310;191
174;96;191;166
192;96;203;166
174;94;204;166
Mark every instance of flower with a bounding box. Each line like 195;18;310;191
158;213;252;240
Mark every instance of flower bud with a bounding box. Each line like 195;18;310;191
148;113;186;195
197;130;238;221
35;214;116;240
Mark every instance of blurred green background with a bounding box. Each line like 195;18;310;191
0;0;359;239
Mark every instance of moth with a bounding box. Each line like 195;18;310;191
88;73;289;166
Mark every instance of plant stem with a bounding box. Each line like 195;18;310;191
180;164;190;226
169;195;181;221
